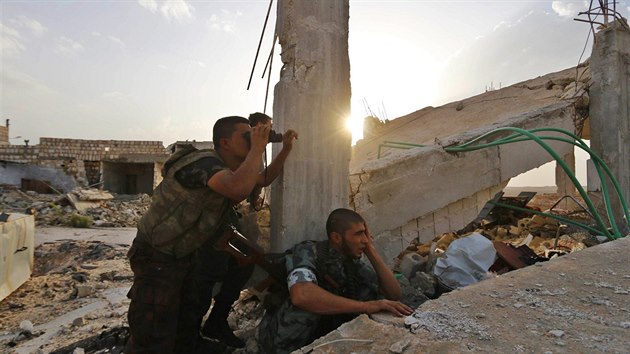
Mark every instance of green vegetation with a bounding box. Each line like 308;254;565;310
70;213;93;228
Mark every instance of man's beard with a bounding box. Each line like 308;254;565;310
340;239;361;259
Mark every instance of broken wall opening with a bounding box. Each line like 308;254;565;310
101;162;154;195
20;178;56;194
83;161;101;187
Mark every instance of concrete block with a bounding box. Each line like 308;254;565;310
401;219;419;246
476;188;491;213
399;252;425;280
461;195;479;227
417;213;436;244
1;213;35;301
433;206;451;236
446;199;465;232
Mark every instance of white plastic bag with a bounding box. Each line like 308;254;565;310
433;233;496;290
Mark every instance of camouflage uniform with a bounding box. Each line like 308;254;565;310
258;240;380;354
125;147;231;354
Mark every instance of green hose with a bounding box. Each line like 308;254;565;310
443;127;628;240
485;128;629;237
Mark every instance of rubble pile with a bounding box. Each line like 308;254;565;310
226;291;267;353
0;240;132;352
395;193;604;299
0;186;151;227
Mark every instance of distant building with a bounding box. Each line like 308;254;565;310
0;132;170;195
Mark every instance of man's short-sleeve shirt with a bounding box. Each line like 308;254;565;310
174;156;225;188
284;241;379;299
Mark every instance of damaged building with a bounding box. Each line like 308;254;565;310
0;123;170;195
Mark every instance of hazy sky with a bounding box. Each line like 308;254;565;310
1;0;628;147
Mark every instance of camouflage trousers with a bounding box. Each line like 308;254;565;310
258;302;356;354
124;237;199;354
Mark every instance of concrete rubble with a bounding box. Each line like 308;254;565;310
303;236;630;353
0;186;151;228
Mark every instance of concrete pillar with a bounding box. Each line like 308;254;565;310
555;150;577;210
271;0;351;251
589;20;630;234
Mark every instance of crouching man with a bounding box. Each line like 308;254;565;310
258;208;413;354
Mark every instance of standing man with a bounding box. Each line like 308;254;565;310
197;113;298;348
125;116;295;353
259;208;414;354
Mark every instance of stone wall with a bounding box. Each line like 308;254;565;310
37;138;167;161
0;138;167;164
0;138;169;193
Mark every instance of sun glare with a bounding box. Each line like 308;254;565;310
345;115;364;145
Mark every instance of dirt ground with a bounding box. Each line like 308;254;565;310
0;240;132;353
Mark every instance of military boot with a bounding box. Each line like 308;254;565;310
200;301;245;348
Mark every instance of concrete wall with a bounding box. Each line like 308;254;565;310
351;103;576;265
0;162;77;193
371;184;508;264
102;162;155;195
271;0;352;251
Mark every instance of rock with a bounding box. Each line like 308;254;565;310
72;348;85;354
548;330;565;338
80;263;99;270
100;271;117;281
75;285;93;298
19;320;34;333
73;317;85;326
72;272;89;282
389;339;410;353
399;253;425;279
410;271;437;298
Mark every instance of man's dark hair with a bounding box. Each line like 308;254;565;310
248;112;272;127
213;116;250;148
326;208;365;237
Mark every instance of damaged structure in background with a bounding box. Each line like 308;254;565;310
0;124;170;196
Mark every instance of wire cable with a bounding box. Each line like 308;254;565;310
247;0;274;90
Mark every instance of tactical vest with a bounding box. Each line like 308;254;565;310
314;241;364;299
137;148;231;258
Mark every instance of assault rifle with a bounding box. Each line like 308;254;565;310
215;225;287;283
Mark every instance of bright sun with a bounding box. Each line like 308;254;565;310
345;115;364;145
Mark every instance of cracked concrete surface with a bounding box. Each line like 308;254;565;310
298;236;630;353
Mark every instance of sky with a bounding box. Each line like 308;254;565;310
1;0;628;185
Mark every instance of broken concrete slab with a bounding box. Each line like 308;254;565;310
64;188;115;212
0;213;35;301
308;236;630;353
